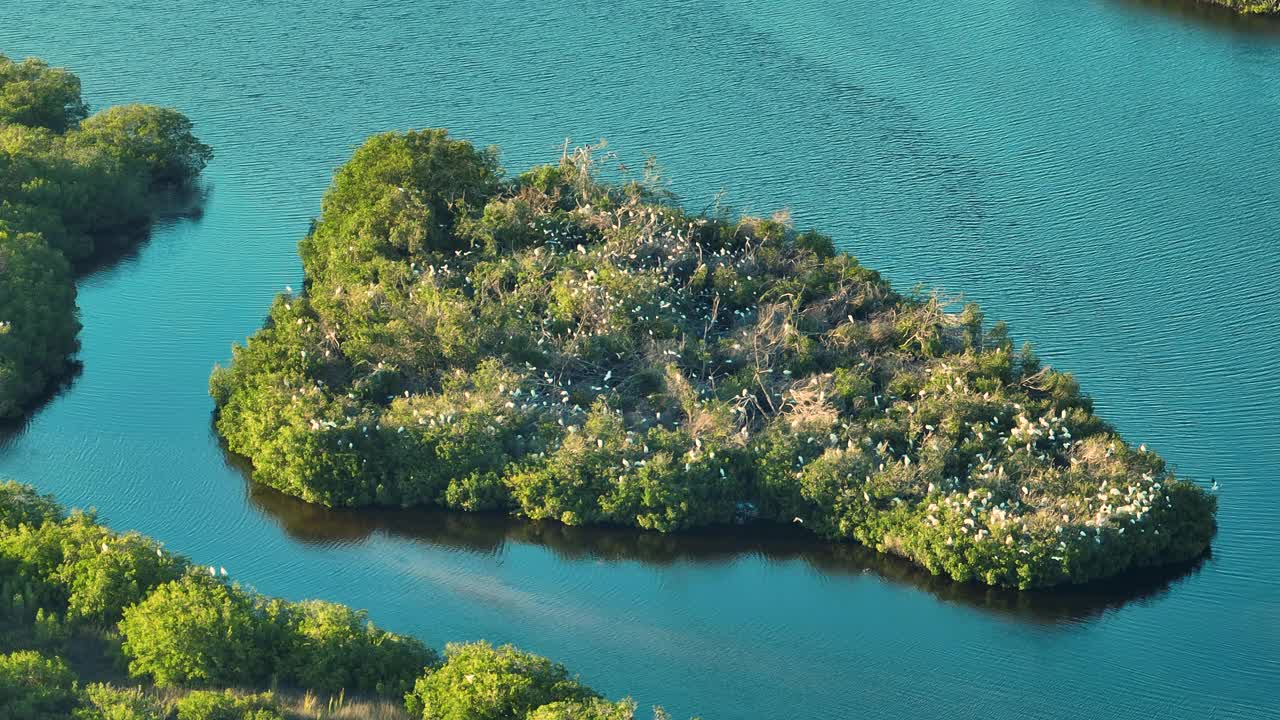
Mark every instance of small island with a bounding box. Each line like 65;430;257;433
0;54;211;421
0;482;661;720
212;130;1216;590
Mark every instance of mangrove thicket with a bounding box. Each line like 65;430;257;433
0;54;211;420
211;130;1216;590
0;481;672;720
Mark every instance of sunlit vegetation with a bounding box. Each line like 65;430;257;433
0;54;211;420
0;482;679;719
405;642;595;720
1208;0;1279;14
211;129;1216;589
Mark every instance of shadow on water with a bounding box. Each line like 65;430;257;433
240;468;1208;628
73;183;211;278
0;362;84;446
1112;0;1280;34
0;184;210;437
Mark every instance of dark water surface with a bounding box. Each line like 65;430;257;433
2;2;1278;718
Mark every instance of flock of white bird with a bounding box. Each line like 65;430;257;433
239;188;1196;561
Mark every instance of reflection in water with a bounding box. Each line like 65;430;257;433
73;184;210;277
0;364;83;444
244;473;1207;627
0;186;209;443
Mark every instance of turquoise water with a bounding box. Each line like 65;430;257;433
2;1;1278;717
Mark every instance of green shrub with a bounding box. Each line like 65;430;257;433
0;125;145;260
0;650;81;720
47;514;187;624
283;599;437;696
526;698;639;720
116;572;438;698
118;575;287;687
174;690;283;720
76;683;164;720
74;105;212;186
0;516;75;615
0;481;64;529
405;642;597;720
0;510;188;624
0;55;87;132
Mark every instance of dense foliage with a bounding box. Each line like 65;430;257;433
212;130;1217;589
0;482;676;719
526;699;640;720
80;683;167;720
1209;0;1279;13
172;690;283;720
405;642;596;720
0;53;211;421
118;578;434;695
0;56;87;132
117;576;288;689
0;649;82;719
0;224;78;419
